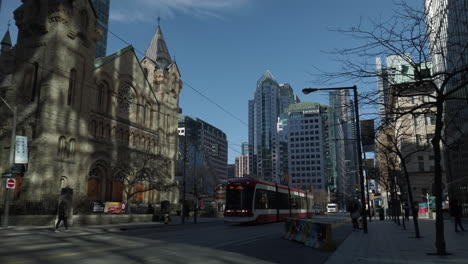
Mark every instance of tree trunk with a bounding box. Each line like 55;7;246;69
432;100;446;255
401;160;421;238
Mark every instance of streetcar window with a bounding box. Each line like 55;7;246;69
225;186;254;210
255;190;269;209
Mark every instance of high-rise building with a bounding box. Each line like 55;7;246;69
235;154;249;178
328;91;347;207
92;0;110;58
328;90;358;204
241;142;249;155
248;71;298;182
425;0;468;203
178;115;228;186
283;102;329;191
227;164;235;179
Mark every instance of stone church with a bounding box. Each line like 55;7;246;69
0;0;182;214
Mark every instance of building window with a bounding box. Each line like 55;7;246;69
67;69;76;106
31;63;39;102
425;114;436;125
418;156;425;171
58;136;67;159
416;134;423;147
67;138;76;160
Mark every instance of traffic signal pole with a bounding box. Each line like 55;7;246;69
2;105;17;228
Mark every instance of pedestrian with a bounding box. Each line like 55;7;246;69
450;199;465;232
55;200;69;232
403;202;410;221
349;202;360;231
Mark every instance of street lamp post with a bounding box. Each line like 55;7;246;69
303;85;368;233
1;95;17;229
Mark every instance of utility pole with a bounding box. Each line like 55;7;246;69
181;116;187;224
2;102;17;228
193;148;198;224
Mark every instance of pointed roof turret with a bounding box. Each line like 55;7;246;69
1;21;12;47
1;30;11;46
257;70;278;85
145;25;172;70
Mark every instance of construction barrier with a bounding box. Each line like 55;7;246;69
284;217;336;251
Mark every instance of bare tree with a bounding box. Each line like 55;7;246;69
112;153;176;214
376;113;435;237
312;1;468;255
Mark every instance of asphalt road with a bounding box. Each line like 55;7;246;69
0;216;353;264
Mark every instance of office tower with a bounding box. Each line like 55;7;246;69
92;0;110;57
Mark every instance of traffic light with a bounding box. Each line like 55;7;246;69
354;185;359;192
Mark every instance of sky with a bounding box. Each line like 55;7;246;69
0;0;405;163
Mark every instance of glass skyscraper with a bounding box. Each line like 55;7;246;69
248;71;298;182
92;0;110;58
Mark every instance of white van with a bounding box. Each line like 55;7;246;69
327;203;338;213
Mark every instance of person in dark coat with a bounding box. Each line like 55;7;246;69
348;201;360;231
55;200;69;232
451;199;465;232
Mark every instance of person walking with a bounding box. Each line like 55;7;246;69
55;200;69;232
451;199;465;232
349;202;360;231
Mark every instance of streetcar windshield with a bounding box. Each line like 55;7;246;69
226;185;254;210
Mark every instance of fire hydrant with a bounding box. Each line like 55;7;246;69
164;212;170;224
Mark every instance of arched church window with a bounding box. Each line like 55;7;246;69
60;176;68;189
67;69;76;106
97;84;103;111
67;138;76;160
31;63;39;102
143;68;148;77
58;136;67;159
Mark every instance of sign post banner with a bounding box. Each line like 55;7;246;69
15;136;28;164
104;202;126;213
6;178;16;189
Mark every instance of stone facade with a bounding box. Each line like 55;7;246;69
0;0;182;213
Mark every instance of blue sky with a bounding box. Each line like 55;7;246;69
0;0;403;163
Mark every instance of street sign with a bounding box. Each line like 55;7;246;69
2;173;12;178
6;178;16;189
15;136;28;164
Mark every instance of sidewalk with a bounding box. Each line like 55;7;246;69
0;216;223;235
326;218;468;264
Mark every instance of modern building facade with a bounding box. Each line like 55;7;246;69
328;90;358;205
227;164;235;179
241;142;249;155
235;154;249;178
91;0;110;58
425;0;468;205
284;102;329;191
328;91;347;207
178;115;228;185
248;71;298;182
0;0;182;213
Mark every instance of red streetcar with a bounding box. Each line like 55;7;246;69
224;178;313;223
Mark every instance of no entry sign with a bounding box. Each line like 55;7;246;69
6;178;16;189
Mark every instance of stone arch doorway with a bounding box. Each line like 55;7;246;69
87;160;124;203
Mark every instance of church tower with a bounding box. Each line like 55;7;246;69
0;0;101;200
140;23;182;178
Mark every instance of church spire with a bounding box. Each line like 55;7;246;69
1;21;12;47
145;23;172;70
